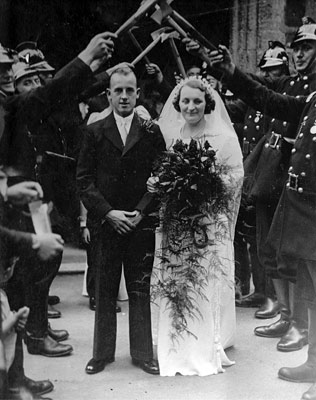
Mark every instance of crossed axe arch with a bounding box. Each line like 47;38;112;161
114;0;216;77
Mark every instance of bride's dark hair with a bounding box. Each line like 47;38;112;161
172;79;216;114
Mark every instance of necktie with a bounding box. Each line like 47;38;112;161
121;120;128;145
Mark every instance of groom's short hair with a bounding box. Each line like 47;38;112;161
109;66;137;87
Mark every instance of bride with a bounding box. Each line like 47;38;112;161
148;77;243;376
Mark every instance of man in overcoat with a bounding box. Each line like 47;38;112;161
77;65;166;375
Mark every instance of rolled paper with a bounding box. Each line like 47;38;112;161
29;200;52;234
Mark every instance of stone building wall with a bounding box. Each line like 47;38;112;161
230;0;316;74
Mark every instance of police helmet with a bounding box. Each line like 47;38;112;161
258;41;289;69
291;16;316;47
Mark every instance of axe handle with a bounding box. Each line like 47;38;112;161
131;36;161;66
115;0;159;36
165;15;188;38
171;10;217;50
168;37;187;78
128;31;151;64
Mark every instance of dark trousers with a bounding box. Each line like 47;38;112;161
235;202;263;295
6;252;62;337
85;223;98;299
93;221;154;362
4;210;61;338
7;333;24;385
255;201;278;297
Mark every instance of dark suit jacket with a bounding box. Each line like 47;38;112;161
77;112;166;223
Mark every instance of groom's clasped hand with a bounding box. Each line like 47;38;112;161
105;209;142;235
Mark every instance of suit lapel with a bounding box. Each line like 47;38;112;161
122;114;144;156
102;112;124;152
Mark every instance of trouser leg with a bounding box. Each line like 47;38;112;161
92;232;121;361
124;223;154;362
25;253;62;338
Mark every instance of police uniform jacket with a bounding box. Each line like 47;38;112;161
243;72;316;202
225;67;316;279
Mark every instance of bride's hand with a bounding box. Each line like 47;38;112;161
147;176;159;193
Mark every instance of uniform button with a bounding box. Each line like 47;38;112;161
252;137;256;141
304;116;308;120
283;121;287;126
265;143;269;148
248;115;252;119
313;137;316;142
244;126;248;130
304;84;309;90
296;95;301;98
290;81;294;86
271;118;275;122
286;182;290;188
299;133;303;138
289;166;293;172
301;172;306;177
303;75;308;80
306;154;311;159
283;92;287;95
243;137;247;141
291;148;296;154
256;125;260;130
298;187;304;193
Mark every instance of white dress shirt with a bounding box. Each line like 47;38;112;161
113;111;135;145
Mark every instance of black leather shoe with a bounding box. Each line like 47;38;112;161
132;358;160;375
48;295;60;306
9;376;53;396
236;292;265;308
89;297;96;311
85;357;115;374
278;363;316;383
26;334;73;357
47;304;61;319
116;305;121;313
302;382;316;400
255;317;291;338
255;298;281;319
277;322;308;352
47;323;69;342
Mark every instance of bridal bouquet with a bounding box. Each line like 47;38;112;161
151;139;232;341
154;138;230;229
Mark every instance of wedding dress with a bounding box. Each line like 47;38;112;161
151;85;243;376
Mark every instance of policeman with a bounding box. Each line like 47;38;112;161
205;19;316;400
226;36;315;352
249;23;316;352
228;42;289;306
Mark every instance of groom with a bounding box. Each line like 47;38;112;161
77;65;165;375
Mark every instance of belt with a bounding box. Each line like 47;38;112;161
286;172;304;193
268;132;282;149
